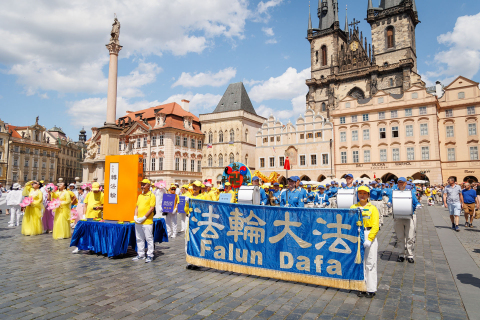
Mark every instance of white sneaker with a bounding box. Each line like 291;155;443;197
72;248;79;254
132;255;145;261
8;224;14;227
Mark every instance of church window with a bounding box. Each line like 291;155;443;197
219;131;223;143
321;102;326;111
229;153;235;164
315;51;319;64
208;132;213;144
230;129;235;142
208;156;213;167
219;154;223;167
245;130;248;142
387;27;395;48
390;78;394;87
321;46;327;66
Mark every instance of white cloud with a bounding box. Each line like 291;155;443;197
0;0;251;96
265;39;277;44
160;93;222;113
262;27;274;37
249;67;310;102
243;79;264;86
256;94;306;121
425;13;480;83
172;67;236;88
257;0;283;15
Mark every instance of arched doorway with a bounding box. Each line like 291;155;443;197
412;172;430;183
317;175;326;182
278;176;287;186
300;175;311;181
381;173;398;183
360;174;371;179
463;176;478;183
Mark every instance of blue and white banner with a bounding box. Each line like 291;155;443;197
186;200;366;291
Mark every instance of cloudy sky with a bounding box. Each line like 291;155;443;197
1;0;480;139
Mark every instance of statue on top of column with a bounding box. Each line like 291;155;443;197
109;15;120;44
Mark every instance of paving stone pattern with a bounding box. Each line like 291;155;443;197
0;207;469;319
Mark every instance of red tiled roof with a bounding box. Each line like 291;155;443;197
8;126;22;138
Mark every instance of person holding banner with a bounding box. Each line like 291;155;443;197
164;184;180;239
224;182;236;203
270;183;281;206
351;186;379;298
314;185;330;208
132;179;156;263
185;181;205;270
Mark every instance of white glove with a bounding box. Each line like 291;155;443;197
364;240;372;248
284;204;290;207
387;202;392;208
135;216;147;223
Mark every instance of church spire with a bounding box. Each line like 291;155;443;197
412;0;417;12
368;0;373;10
334;0;339;23
308;3;312;31
344;5;348;33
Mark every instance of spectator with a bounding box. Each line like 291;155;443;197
443;177;464;232
462;183;479;228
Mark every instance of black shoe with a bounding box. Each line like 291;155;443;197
365;292;376;298
397;257;405;262
191;265;201;270
452;223;455;230
186;265;193;270
407;258;414;263
357;291;366;297
465;222;469;227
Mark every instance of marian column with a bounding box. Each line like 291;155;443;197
105;18;122;125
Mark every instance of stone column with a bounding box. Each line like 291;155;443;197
105;42;123;125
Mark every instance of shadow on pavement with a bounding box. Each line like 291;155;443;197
457;273;480;289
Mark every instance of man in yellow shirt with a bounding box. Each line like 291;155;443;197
133;179;156;263
165;184;180;239
224;182;236;203
351;186;379;299
83;182;104;219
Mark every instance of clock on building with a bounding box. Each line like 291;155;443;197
350;41;359;52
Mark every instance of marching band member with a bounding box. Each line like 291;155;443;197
382;184;393;216
132;179;156;263
344;174;355;189
389;177;419;263
351;186;379;298
270;183;281;206
252;177;268;205
224;182;236;203
329;182;338;208
304;185;316;208
281;177;302;207
369;181;384;227
315;185;330;208
21;181;44;236
52;182;72;240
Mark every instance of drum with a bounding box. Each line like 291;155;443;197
337;189;356;209
392;190;413;219
237;186;260;205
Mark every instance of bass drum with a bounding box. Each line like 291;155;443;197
337;189;356;209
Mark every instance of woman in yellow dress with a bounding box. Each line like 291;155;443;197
52;182;72;240
21;181;44;236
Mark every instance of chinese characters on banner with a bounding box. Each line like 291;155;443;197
186;200;366;291
108;163;119;204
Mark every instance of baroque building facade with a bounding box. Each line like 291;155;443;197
0;119;10;185
200;82;265;184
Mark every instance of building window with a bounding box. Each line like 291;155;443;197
391;110;398;118
419;107;427;115
191;139;195;148
218;131;223;143
321;102;326;112
420;123;428;136
268;157;274;167
446;109;453;117
340;117;346;124
311;154;317;165
390;78;394;87
219;154;223;167
392;148;400;161
207;132;213;144
380;149;387;162
207;156;212;167
300;134;305;139
345;102;351;109
173;158;179;171
405;109;412;117
151;158;156;171
279;156;285;167
197;140;202;149
183;137;188;147
137;138;141;148
468;123;477;136
230;153;234;164
143;137;147;147
277;136;281;141
363;114;369;121
352;151;359;163
379;112;385;119
351;115;357;123
421;146;430;160
143;158;146;171
152;136;156;146
230;129;235;142
263;137;268;143
316;132;322;138
33;161;38;168
198;160;202;172
25;160;29;167
307;133;313;139
379;128;386;139
260;158;265;168
300;155;306;166
183;159;187;171
387;26;395;48
446;125;454;138
191;159;195;172
245;130;248;142
467;106;475;115
392;126;399;138
270;137;274;142
42;162;46;169
352;130;358;141
448;148;456;161
406;125;414;137
322;154;329;165
175;136;181;146
315;51;318;64
470;147;479;160
378;97;384;104
321;45;327;66
0;138;3;146
412;92;418;99
341;152;347;164
458;92;465;99
363;129;370;140
364;150;371;162
159;135;164;146
340;132;346;142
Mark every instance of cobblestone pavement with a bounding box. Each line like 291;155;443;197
433;202;480;269
0;206;471;320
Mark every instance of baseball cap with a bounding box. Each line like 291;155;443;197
92;182;100;191
252;176;260;181
273;182;279;186
398;177;407;182
299;182;303;186
319;185;325;189
141;179;151;184
225;182;231;187
345;174;353;178
358;186;370;193
326;183;330;186
192;181;202;187
279;184;283;188
288;176;299;182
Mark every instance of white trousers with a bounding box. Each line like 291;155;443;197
9;206;22;226
394;218;415;258
364;229;378;293
371;201;384;225
330;197;337;208
135;224;154;258
165;212;178;238
179;212;186;232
